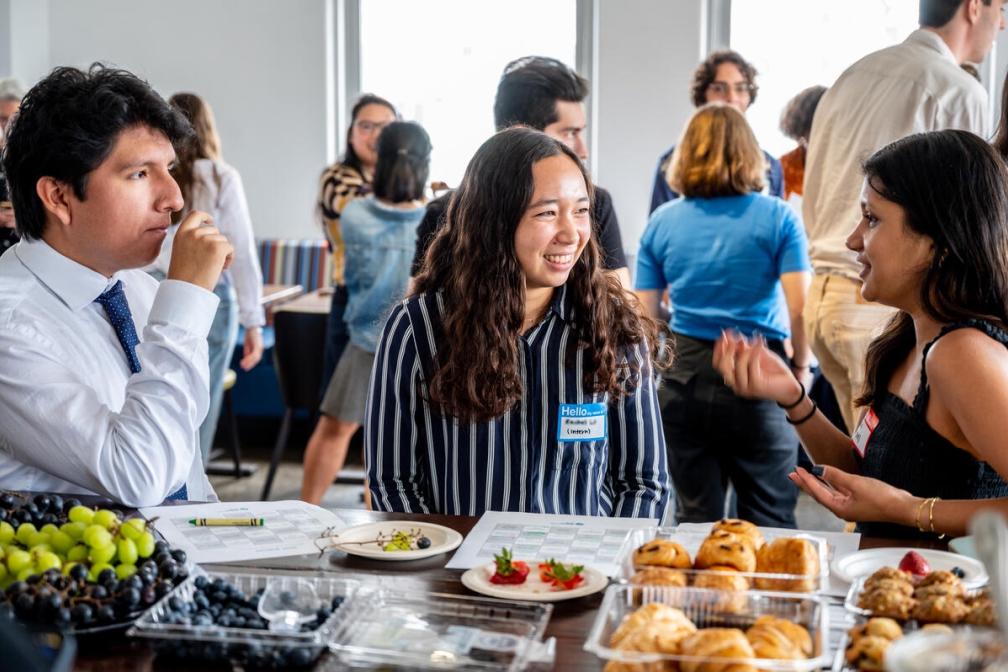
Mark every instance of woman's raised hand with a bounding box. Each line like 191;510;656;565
712;330;802;405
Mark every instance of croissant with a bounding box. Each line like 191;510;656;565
678;628;757;672
753;537;819;591
745;615;812;659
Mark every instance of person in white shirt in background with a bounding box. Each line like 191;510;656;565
802;0;1003;433
150;92;265;464
0;64;233;507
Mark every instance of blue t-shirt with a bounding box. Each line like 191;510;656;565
635;193;810;342
343;196;426;352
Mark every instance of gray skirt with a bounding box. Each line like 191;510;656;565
319;342;375;424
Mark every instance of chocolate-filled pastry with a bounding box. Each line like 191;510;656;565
711;519;765;551
677;628;757;672
753;537;819;591
857;587;916;620
630;567;688;588
845;635;890;672
693;565;750;613
910;593;968;623
633;539;692;569
863;567;912;591
695;532;757;572
745;615;812;659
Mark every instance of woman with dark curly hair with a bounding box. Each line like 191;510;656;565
366;127;672;518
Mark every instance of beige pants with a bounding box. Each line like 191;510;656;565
803;274;896;432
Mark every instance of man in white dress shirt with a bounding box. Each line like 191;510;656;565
0;65;233;507
802;0;1004;433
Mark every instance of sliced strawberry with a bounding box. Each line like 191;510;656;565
490;548;530;584
898;550;931;577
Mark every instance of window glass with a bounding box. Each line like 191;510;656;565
730;1;919;157
360;0;577;188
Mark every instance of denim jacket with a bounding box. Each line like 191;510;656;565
342;196;426;352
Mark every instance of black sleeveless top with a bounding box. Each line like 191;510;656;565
856;319;1008;539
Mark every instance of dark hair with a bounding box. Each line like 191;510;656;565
372;121;431;203
414;127;670;422
858;130;1008;407
919;0;988;28
2;64;193;240
690;50;758;108
779;85;827;142
493;56;589;132
343;94;397;175
168;92;222;224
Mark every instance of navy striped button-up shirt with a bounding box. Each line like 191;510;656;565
365;285;671;519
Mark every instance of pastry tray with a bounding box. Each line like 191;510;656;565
127;566;358;647
585;584;831;671
326;587;553;670
618;526;831;593
843;577;987;620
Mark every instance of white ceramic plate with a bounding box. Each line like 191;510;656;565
330;521;463;561
948;535;978;561
461;563;609;602
832;547;987;589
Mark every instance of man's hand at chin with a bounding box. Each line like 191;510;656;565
166;211;233;292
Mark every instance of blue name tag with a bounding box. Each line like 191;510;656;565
557;403;607;443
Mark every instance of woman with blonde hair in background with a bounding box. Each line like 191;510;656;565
151;92;265;463
636;103;812;527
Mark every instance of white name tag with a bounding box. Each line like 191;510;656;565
851;407;879;459
557;403;607;443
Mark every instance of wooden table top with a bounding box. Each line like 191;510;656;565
260;283;305;309
273;287;333;315
67;508;948;671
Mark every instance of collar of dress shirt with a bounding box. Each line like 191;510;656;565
905;28;959;67
547;283;574;324
14;238;123;311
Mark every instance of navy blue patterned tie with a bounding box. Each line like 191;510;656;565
94;280;187;501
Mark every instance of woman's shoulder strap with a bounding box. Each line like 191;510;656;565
913;318;1008;412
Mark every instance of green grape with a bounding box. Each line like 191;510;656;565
0;545;5;561
26;531;51;548
60;521;86;541
114;563;137;579
49;530;74;555
135;531;155;558
0;521;13;545
34;551;60;572
118;518;145;541
67;544;88;563
15;523;37;546
82;525;112;549
88;542;116;565
116;538;138;566
92;509;119;530
88;562;113;582
6;548;30;573
0;563;6;583
67;505;95;525
39;523;60;536
16;566;35;582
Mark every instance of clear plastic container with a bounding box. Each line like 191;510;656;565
127;567;357;648
843;577;989;621
327;587;553;670
619;526;831;593
584;584;832;671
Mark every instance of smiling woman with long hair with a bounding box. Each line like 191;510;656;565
715;129;1008;538
365;127;671;518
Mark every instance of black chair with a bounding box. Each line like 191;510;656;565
260;308;327;500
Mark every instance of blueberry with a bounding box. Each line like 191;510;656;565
193;575;208;590
0;493;16;509
171;548;187;564
97;568;117;586
47;494;63;514
951;566;966;579
69;564;88;582
417;536;432;549
70;603;93;625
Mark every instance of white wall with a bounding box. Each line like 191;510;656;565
6;0;330;240
594;0;704;262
